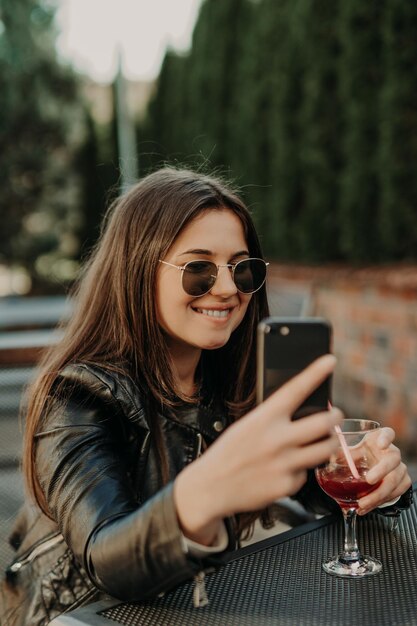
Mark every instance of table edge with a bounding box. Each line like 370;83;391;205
221;481;417;565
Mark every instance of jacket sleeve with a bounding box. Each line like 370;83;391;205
34;369;222;601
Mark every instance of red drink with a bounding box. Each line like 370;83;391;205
316;464;381;509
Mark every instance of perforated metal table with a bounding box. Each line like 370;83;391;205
51;486;417;626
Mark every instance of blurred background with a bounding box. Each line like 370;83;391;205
0;0;416;569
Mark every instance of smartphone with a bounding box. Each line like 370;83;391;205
257;317;332;419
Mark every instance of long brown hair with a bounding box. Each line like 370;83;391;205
23;166;270;535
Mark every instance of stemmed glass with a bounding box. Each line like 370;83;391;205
315;419;382;577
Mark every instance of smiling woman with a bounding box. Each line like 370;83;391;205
1;167;412;626
157;210;253;360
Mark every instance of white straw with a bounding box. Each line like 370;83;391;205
328;402;360;479
334;424;360;479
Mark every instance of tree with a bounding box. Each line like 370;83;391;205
138;0;417;263
228;0;286;253
338;1;385;261
377;0;417;259
265;0;305;259
138;49;190;174
0;0;86;290
178;0;255;168
295;0;342;261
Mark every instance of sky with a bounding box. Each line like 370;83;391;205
55;0;204;83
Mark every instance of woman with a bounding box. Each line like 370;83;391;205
1;167;412;625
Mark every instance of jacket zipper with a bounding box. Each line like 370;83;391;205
7;532;64;574
193;571;209;607
195;432;203;458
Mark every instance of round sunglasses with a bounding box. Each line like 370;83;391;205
159;258;269;297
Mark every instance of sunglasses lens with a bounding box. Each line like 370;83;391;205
234;259;267;293
182;261;217;296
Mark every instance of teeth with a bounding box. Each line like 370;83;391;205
197;308;229;318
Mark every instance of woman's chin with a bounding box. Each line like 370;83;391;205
200;337;231;350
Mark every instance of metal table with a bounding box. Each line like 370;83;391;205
51;486;417;626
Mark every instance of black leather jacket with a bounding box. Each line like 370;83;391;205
2;363;238;625
2;363;412;626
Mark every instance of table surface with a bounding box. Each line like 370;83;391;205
51;486;417;626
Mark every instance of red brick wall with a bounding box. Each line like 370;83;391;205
267;264;417;458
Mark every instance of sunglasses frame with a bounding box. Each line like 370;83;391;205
158;258;269;297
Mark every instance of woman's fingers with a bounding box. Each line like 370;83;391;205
365;444;401;485
261;354;337;420
358;463;411;514
177;353;342;529
289;430;341;470
356;427;412;514
376;427;395;449
363;427;395;459
289;407;344;446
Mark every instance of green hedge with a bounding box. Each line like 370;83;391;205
138;0;417;263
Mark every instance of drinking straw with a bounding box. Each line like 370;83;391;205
334;425;360;479
328;403;360;479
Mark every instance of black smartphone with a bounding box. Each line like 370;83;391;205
256;317;332;419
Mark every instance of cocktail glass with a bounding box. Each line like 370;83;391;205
315;418;382;577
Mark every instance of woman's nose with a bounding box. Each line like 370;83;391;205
209;265;237;296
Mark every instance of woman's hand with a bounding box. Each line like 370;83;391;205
174;354;343;545
356;428;412;515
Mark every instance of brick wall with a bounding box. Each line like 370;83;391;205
267;264;417;458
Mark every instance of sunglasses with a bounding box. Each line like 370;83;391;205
159;258;269;297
